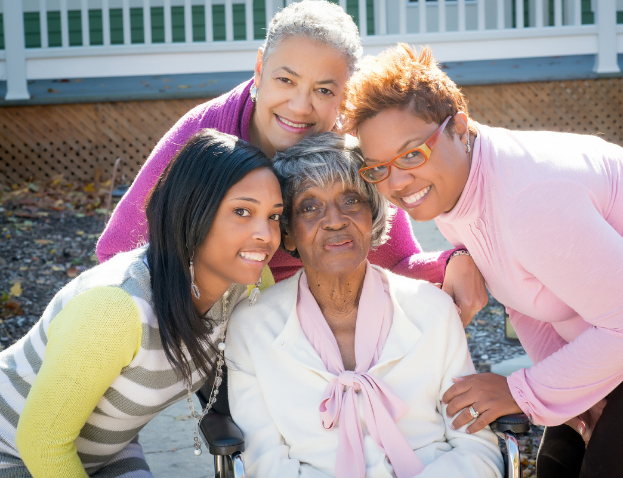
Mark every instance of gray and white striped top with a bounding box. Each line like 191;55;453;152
0;246;244;475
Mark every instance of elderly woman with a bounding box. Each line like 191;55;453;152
342;43;623;478
225;133;503;478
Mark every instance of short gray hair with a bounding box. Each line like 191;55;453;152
272;132;391;257
262;0;363;76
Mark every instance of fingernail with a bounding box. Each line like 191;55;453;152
450;423;456;430
452;377;464;382
578;425;585;435
465;429;471;434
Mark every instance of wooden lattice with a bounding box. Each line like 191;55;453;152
462;78;623;144
2;77;623;185
0;98;205;184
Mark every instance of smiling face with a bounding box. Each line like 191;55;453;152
250;36;350;158
193;168;283;294
283;181;373;278
358;108;471;222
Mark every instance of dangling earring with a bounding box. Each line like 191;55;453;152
250;84;258;103
248;275;261;305
465;138;471;154
189;258;201;299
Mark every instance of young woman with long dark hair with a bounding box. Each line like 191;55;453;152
0;129;283;477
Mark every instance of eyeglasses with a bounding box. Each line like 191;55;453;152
359;116;452;184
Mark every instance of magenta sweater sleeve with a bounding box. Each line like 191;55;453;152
96;104;206;262
368;207;455;284
506;180;623;426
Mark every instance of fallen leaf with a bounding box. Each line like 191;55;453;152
14;211;37;218
10;282;22;297
66;267;79;278
476;320;486;325
51;265;64;272
76;230;84;236
4;300;24;315
19;266;28;271
177;84;191;89
174;414;191;421
34;239;53;245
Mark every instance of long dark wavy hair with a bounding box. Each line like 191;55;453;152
145;128;273;384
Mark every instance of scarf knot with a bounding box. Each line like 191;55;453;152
338;370;358;389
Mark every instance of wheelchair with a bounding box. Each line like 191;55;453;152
197;369;530;478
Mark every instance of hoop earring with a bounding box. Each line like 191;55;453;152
248;275;261;305
250;84;258;103
465;138;471;154
189;258;201;299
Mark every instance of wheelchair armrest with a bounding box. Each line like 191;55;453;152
491;413;531;434
199;411;245;456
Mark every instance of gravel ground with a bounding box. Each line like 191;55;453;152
0;201;542;477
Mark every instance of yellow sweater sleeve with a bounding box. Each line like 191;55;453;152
15;286;143;478
246;264;275;296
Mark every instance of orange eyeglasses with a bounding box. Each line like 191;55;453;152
359;116;452;184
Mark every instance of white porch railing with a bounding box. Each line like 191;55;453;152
1;0;621;101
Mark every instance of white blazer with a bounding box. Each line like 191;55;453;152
226;267;503;478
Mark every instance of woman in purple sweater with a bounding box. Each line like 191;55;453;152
344;43;623;478
98;0;487;323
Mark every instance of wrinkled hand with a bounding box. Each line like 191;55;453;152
442;373;523;434
565;398;607;447
442;254;488;328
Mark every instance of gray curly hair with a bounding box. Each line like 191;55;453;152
272;132;392;258
262;0;363;76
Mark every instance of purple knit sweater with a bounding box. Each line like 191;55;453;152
96;79;454;283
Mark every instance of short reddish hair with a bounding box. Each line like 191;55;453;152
340;44;475;135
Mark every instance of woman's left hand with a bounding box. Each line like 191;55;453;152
442;253;488;328
442;373;523;434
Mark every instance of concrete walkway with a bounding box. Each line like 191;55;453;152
141;219;528;476
141;396;215;477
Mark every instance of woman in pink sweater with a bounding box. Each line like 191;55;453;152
344;43;623;477
98;1;487;322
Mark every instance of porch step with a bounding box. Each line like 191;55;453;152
2;54;622;107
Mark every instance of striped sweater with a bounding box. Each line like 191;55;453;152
0;246;244;476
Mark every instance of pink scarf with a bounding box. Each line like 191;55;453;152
297;262;425;478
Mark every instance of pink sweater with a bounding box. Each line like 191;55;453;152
97;79;453;283
436;124;623;426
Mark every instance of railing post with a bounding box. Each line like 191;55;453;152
3;0;30;100
377;0;387;35
593;0;620;73
359;0;367;36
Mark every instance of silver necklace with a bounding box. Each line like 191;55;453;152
186;290;229;456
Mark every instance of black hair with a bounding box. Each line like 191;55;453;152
145;128;273;384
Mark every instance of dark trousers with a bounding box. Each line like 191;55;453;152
537;381;623;478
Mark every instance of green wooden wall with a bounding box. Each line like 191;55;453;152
4;1;620;52
2;0;376;50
